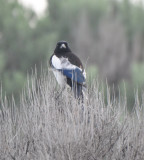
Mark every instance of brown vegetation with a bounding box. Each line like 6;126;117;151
0;69;144;160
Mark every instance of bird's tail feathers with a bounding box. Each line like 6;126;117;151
72;83;87;101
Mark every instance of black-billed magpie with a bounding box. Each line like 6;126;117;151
50;41;86;99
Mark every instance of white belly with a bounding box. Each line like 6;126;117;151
52;70;66;87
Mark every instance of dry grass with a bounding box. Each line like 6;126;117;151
0;69;144;160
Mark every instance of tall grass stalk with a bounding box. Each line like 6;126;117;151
0;68;144;160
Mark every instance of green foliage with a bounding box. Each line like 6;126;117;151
86;65;98;85
119;63;144;109
0;51;6;73
87;63;144;109
132;63;144;87
1;0;144;105
0;0;56;98
47;0;108;39
2;71;26;96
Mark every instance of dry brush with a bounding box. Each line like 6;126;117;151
0;69;144;160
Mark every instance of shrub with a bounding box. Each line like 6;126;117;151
0;68;144;159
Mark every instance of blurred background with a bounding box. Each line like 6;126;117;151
0;0;144;109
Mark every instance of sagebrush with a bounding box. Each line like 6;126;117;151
0;69;144;160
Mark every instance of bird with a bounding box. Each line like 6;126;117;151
49;41;86;99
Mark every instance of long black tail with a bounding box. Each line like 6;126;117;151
72;82;84;99
67;78;86;100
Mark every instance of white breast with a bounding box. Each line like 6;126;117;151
51;55;62;69
52;69;66;87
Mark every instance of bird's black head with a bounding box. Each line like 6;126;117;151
54;41;71;54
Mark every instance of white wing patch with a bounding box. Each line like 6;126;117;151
52;70;66;87
51;55;62;69
51;55;81;71
60;57;77;70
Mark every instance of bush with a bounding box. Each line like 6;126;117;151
87;63;144;110
120;63;144;110
0;68;144;159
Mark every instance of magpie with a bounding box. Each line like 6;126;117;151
49;41;86;99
